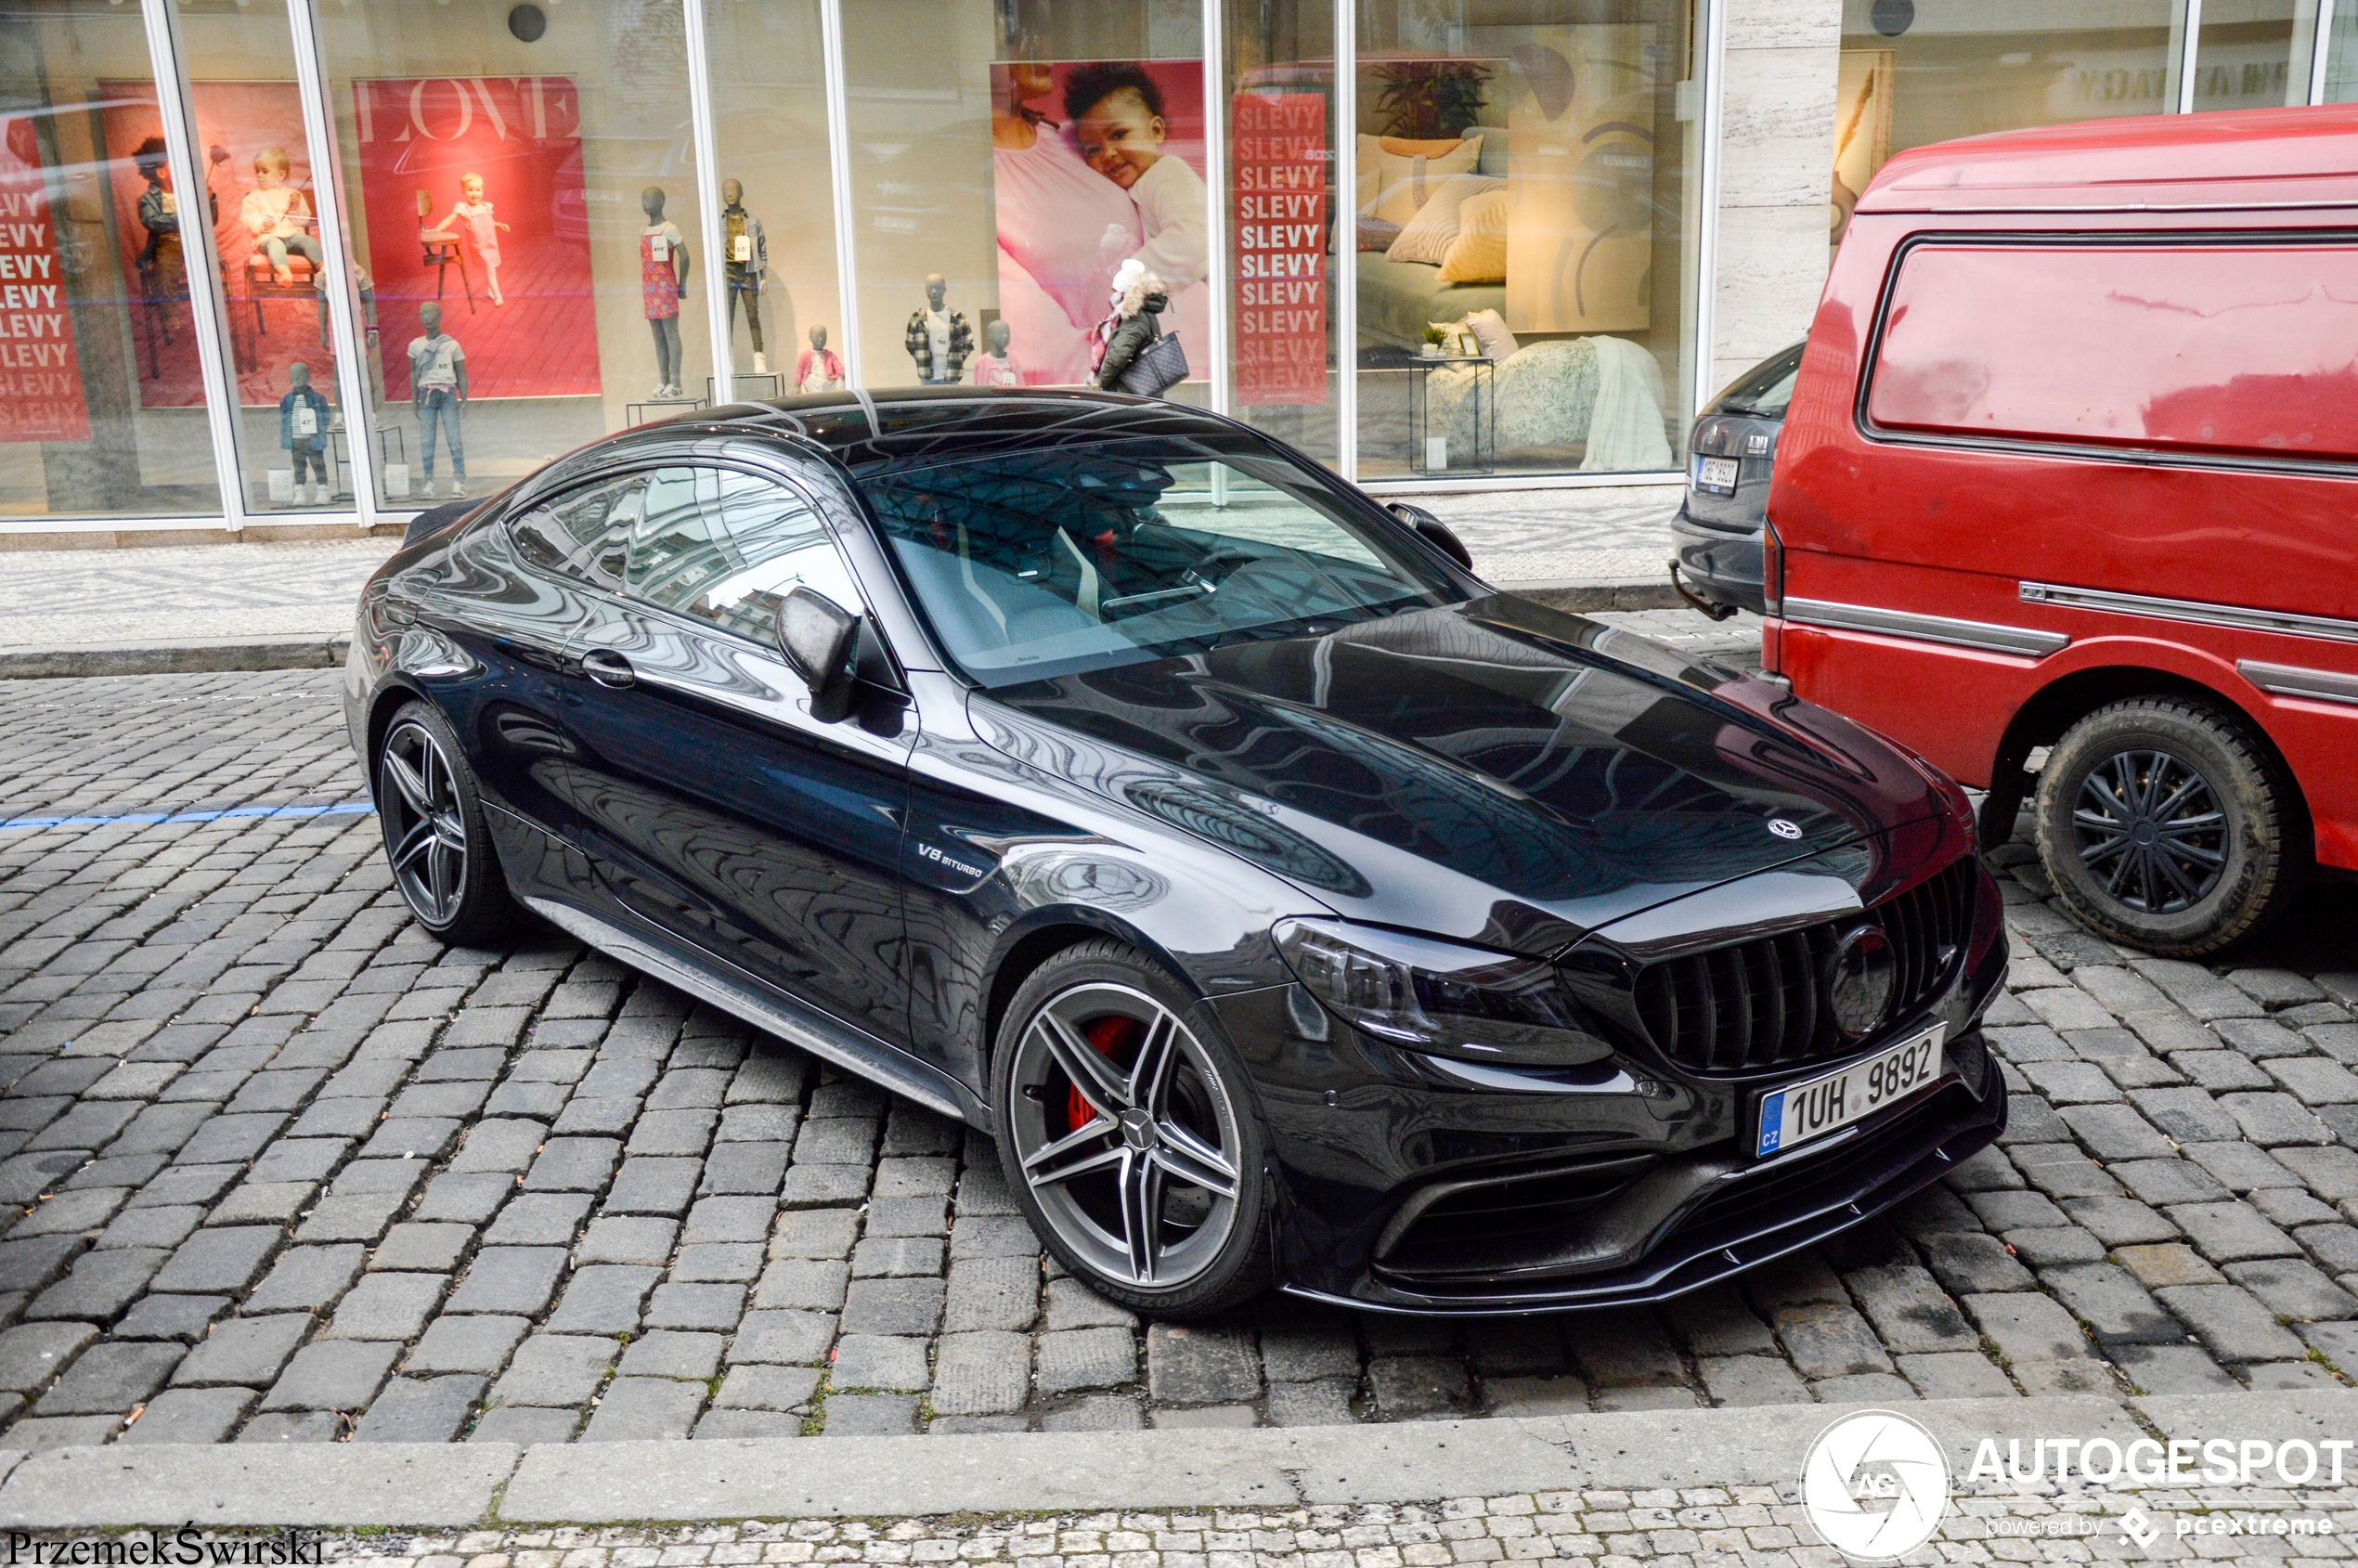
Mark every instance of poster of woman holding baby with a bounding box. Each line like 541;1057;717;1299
989;58;1210;387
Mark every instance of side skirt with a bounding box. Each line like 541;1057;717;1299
517;892;991;1132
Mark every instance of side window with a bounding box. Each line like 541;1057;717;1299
509;476;640;590
627;465;866;643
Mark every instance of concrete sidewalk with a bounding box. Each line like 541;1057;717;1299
0;486;1692;677
0;1388;2347;1525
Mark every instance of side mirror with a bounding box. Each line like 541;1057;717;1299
1386;501;1473;571
776;586;860;700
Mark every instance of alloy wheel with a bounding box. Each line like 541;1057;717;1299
380;715;471;927
1005;982;1243;1289
2071;747;2227;915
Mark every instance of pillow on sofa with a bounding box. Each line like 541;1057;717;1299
1459;126;1509;179
1435;188;1509;283
1384;173;1505;267
1463;307;1517;363
1357;134;1483;227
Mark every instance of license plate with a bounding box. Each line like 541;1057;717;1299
1693;455;1740;494
1756;1023;1947;1158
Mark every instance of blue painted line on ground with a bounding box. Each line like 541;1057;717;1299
0;799;375;833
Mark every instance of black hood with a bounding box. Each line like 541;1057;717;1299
972;596;1953;955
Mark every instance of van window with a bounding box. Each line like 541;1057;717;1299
1865;244;2358;464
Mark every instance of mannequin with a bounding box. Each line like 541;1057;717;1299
973;318;1018;387
720;177;770;376
903;273;972;385
640;186;690;398
407;301;468;499
279;361;333;506
796;325;843;395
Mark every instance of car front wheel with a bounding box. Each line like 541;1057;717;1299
2033;696;2301;957
991;940;1274;1317
375;700;522;947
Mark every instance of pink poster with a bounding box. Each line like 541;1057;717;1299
0;117;90;443
100;80;333;410
353;76;599;400
1231;89;1328;406
989;60;1208;388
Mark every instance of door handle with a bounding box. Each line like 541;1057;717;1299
580;649;636;689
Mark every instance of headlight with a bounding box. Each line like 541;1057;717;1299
1273;917;1613;1067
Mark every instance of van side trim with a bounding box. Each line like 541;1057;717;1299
1783;597;2068;659
2238;659;2358;708
2020;581;2358;647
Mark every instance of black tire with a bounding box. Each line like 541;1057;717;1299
991;939;1275;1318
373;698;524;947
2033;696;2303;957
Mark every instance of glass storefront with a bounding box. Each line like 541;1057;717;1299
1;0;227;520
1350;0;1696;479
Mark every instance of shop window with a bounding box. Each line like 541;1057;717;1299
0;0;227;520
1351;0;1696;479
315;0;711;508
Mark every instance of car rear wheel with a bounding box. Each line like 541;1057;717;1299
991;940;1274;1317
2033;696;2301;958
375;700;523;947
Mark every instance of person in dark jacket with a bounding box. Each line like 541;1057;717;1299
1091;259;1168;393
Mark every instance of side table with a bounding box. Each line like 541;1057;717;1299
1408;354;1494;475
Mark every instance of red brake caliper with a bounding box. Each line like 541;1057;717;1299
1067;1016;1134;1132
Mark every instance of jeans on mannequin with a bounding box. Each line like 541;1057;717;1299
418;388;465;479
728;279;763;355
649;316;682;389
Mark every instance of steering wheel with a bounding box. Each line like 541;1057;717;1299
1182;543;1269;590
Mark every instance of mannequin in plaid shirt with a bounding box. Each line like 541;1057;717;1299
903;273;973;384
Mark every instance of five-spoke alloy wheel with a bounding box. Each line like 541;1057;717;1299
993;941;1272;1315
374;701;519;945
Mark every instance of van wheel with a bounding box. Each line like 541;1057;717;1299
2033;697;2301;958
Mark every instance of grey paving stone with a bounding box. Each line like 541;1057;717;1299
1963;1291;2090;1362
1772;1303;1892;1379
1845;1265;1976;1354
842;1276;944;1337
927;1331;1029;1416
1043;1276;1136;1329
2115;1242;2225;1289
2061;1196;2178;1247
23;1246;166;1323
259;1338;399;1411
832;1333;931;1392
32;1339;183;1414
489;1333;616;1406
698;1145;788;1196
2171;1200;2303;1262
853;1236;945;1278
618;1329;726;1381
1036;1326;1137;1394
114;1293;232;1341
2185;1142;2301;1192
715;1363;823;1411
2276;1145;2358;1199
2115;1159;2233;1207
603;1158;702;1215
1265;1380;1355;1427
1895;1351;2015;1398
522;1136;621;1193
352;1373;486;1441
580;1376;707;1441
292;1191;408;1245
323;1271;446;1340
1664;1285;1777;1357
1367;1354;1475;1419
2153;1284;2307;1362
2220;1092;2333;1146
578;1216;680;1265
2056;1103;2173;1160
644;1282;745;1330
1692;1354;1809;1406
245;1245;366;1315
2222;1257;2358;1321
482;1192;591;1247
6;1414;125;1449
369;1222;473;1275
1145;1323;1260;1404
1568;1308;1688;1388
2112;1341;2242;1394
2005;1225;2105;1267
670;1243;763;1282
545;1263;660;1334
1967;1190;2066;1230
402;1313;528;1377
151;1225;279;1294
444;1247;568;1316
729;1309;836;1366
820;1392;917;1435
172;1314;311;1388
116;1385;256;1445
2041;1263;2184;1345
412;1172;513;1226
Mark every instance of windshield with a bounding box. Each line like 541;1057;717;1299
1711;343;1804;419
859;436;1466;687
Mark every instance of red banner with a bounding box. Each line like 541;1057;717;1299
0;120;90;444
1230;90;1327;407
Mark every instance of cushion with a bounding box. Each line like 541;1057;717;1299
1435;188;1509;284
1460;126;1509;179
1357;134;1483;227
1463;307;1517;364
1384;174;1505;267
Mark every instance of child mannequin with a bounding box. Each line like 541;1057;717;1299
438;173;511;306
641;186;689;398
795;325;843;395
973;318;1018;387
407;302;468;499
279;361;333;506
1067;66;1208;290
240;148;324;287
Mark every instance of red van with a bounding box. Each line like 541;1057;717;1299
1765;107;2358;958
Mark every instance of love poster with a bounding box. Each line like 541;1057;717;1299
0;117;89;443
1230;89;1328;406
99;79;325;409
352;76;599;400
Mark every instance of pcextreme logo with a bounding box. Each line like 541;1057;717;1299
1800;1409;1951;1562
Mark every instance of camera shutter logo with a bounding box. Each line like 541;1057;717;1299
1801;1409;1950;1562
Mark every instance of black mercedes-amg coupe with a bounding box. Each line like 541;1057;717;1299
346;390;2007;1317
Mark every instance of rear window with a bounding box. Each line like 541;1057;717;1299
1865;243;2358;464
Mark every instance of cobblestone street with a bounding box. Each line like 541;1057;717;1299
2;665;2356;1449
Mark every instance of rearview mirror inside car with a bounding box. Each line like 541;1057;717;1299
776;587;861;704
1386;502;1473;571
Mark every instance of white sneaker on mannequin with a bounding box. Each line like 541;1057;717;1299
752;353;768;375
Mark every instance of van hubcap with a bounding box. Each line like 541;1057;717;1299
2072;748;2226;915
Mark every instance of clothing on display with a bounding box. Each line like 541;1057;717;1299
408;305;467;496
796;326;843;395
279;363;333;503
721;180;769;363
435;173;512;306
904;275;972;384
641;186;690;398
974;318;1018;386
